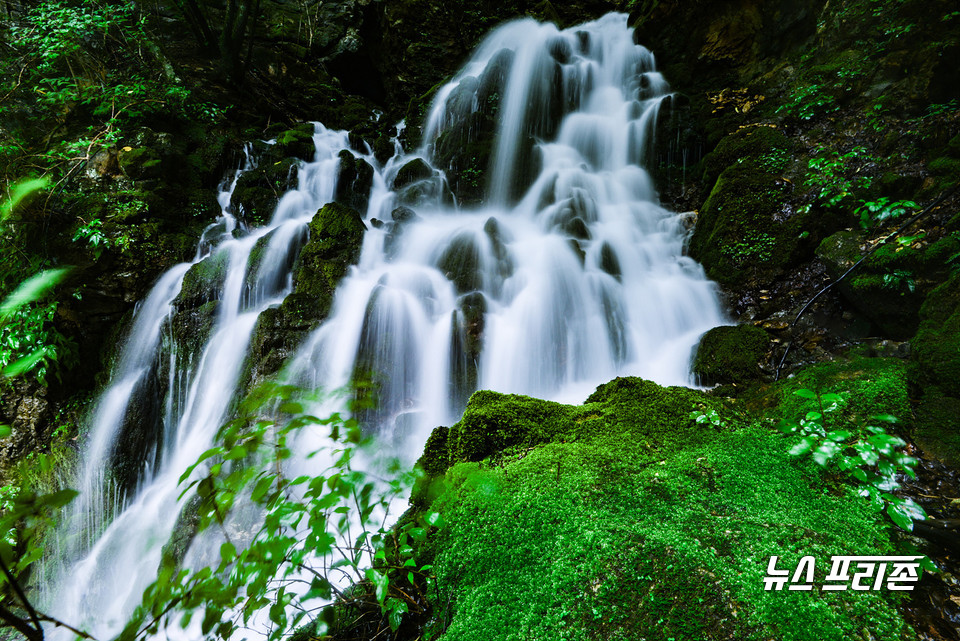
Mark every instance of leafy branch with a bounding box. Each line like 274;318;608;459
779;388;925;531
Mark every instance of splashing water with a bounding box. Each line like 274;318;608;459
46;12;724;639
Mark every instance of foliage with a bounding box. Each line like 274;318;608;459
117;382;433;641
0;179;73;387
72;218;112;259
0;0;227;181
776;84;839;121
778;388;925;532
0;179;79;641
856;197;917;230
803;147;872;212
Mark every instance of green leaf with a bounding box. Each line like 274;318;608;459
224;445;247;460
0;268;70;320
2;347;50;378
251;477;272;502
789;437;815;457
425;511;444;528
1;177;49;220
793;389;817;400
886;501;914;531
826;430;852;442
365;568;389;604
0;424;10;438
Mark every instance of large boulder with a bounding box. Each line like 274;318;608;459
693;324;770;385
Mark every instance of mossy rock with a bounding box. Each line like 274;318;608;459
702;125;793;190
231;158;300;227
173;249;230;310
334;150;374;213
445;390;574;464
170;300;220;361
693;324;769;385
273;123;316;161
751;355;911;432
436;232;483;294
910;277;960;464
393;158;434;190
292;202;366;317
913;393;960;468
817;230;960;339
118;147;162;180
412;377;914;641
688;164;807;288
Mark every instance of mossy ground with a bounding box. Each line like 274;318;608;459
412;378;915;641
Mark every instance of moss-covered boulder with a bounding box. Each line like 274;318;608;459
393;158;435;190
436;232;483;294
701;125;793;190
231;157;300;227
909;275;960;466
334;150;374;213
911;275;960;399
292;202;366;312
688;163;809;288
817;230;960;339
693;324;770;385
410;377;915;641
753;355;911;429
172;249;230;310
273;123;316;161
243;203;366;389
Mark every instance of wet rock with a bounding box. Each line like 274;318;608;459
272;123;316;161
173;250;230;310
450;292;486;412
599;242;621;280
231;158;300;227
393;158;435;190
437;233;483;294
334;150;374;213
548;36;572;63
384;206;420;259
293;201;367;309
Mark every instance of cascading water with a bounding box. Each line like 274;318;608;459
46;12;725;638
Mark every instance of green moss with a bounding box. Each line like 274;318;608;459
292;202;366;310
393;158;434;189
816;230;960;339
702;125;793;190
273;123;316;161
693;324;769;385
415;378;913;641
913;393;960;467
173;249;230;310
118;147;162;180
908;274;960;463
763;356;910;432
928;156;960;176
688;164;806;287
446;390;574;463
231;158;300;227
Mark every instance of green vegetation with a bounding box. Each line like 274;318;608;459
778;388;924;532
410;379;916;640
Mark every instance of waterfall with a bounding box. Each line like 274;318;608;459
45;12;725;638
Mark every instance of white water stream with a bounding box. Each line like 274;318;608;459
45;12;725;638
